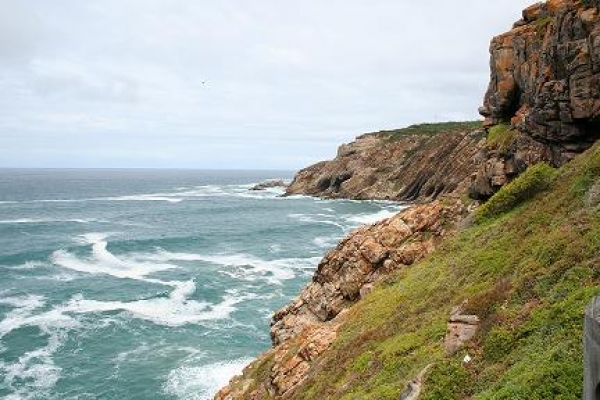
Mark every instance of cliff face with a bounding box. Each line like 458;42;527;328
472;0;600;198
286;122;485;202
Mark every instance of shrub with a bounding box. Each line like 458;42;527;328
379;121;482;141
476;163;557;222
422;361;473;400
484;328;515;362
486;123;516;153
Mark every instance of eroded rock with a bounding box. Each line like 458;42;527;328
473;0;600;198
444;307;480;356
270;200;468;346
286;129;486;202
250;179;287;191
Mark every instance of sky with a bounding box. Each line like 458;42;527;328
0;0;534;169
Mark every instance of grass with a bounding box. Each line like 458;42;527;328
486;122;516;152
475;162;557;222
276;142;600;399
365;121;482;142
534;16;553;35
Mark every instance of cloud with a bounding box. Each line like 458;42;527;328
0;0;45;65
30;59;139;103
0;0;535;168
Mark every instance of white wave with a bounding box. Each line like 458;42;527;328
0;296;80;339
33;273;78;282
288;213;346;230
164;358;252;400
0;200;18;204
51;233;179;281
313;236;339;249
0;295;80;398
0;261;46;270
29;198;85;203
269;244;282;253
154;250;320;285
343;209;400;225
0;294;46;314
0;335;64;400
0;217;102;224
62;280;242;326
21;182;292;205
102;194;183;203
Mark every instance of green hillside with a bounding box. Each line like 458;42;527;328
288;142;600;399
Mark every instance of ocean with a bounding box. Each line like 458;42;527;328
0;169;403;400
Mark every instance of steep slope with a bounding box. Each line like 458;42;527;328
218;136;600;400
286;122;485;202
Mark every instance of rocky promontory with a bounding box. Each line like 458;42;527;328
285;122;485;202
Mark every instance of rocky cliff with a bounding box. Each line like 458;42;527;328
285;122;485;202
472;0;600;198
216;1;600;398
216;199;471;399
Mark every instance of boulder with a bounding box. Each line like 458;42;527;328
444;308;480;356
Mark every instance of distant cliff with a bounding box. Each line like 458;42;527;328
285;122;485;202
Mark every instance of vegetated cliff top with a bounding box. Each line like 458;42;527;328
364;121;482;140
227;134;600;400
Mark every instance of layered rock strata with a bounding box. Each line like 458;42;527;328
270;201;468;346
286;126;485;202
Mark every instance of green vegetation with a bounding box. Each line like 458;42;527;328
369;121;482;141
283;142;600;399
535;16;553;35
486;122;516;152
475;162;557;222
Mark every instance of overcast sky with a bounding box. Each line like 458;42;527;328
0;0;534;169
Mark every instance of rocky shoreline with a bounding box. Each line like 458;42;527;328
216;199;471;399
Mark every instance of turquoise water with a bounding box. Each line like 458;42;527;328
0;169;402;399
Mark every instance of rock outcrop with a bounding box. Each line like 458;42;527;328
270;201;469;346
472;0;600;198
216;199;470;399
444;306;480;356
286;123;486;202
250;179;287;191
215;312;348;400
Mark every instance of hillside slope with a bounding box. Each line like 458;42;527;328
218;134;600;400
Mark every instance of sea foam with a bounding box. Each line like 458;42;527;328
51;233;179;281
164;358;252;400
0;295;80;398
154;250;321;285
62;280;243;327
